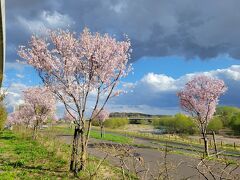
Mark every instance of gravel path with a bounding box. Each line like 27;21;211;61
58;135;240;180
94;130;240;158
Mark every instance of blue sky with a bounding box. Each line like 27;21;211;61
125;55;240;82
4;0;240;115
6;55;239;86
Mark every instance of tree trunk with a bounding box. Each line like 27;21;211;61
32;121;39;140
79;129;87;171
202;132;209;157
32;125;37;139
70;126;81;174
100;125;103;138
70;125;87;175
212;131;218;158
32;119;40;140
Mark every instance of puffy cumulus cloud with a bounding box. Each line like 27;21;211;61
6;0;240;65
4;83;28;112
4;66;240;115
140;73;177;92
109;65;240;114
204;65;240;81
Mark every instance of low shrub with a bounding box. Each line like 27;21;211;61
152;114;197;134
207;116;223;133
93;118;129;129
92;119;100;126
230;113;240;133
129;119;151;125
215;106;240;127
0;104;7;131
174;114;197;134
152;116;173;128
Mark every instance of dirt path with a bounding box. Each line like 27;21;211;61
58;135;240;180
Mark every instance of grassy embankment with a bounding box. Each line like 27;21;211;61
0;130;130;179
46;124;240;158
90;126;240;158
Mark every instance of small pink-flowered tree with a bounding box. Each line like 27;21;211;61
23;87;56;139
6;112;19;129
93;108;109;138
51;114;58;124
177;75;227;156
18;28;131;173
64;110;75;128
48;114;58;128
17;104;35;127
6;106;32;127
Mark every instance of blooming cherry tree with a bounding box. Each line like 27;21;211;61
64;110;75;128
18;28;131;173
177;75;227;156
6;112;19;128
50;114;58;124
18;104;33;127
6;108;30;129
64;110;75;123
93;108;109;138
23;87;56;139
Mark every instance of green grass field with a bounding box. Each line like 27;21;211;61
51;126;133;144
0;130;127;179
0;131;73;179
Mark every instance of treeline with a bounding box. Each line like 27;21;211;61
215;106;240;134
152;106;240;135
92;117;129;129
87;106;240;135
110;112;166;118
152;114;197;134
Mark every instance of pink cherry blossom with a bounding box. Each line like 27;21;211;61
13;87;56;138
6;112;19;126
23;87;56;125
63;110;75;123
177;75;227;123
93;108;109;138
93;108;109;123
18;27;131;171
177;75;227;156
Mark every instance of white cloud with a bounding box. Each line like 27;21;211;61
207;65;240;81
122;82;135;89
17;10;74;34
16;74;24;78
110;65;240;115
4;83;28;111
141;73;177;92
5;65;240;115
5;62;27;71
109;1;127;13
41;11;74;28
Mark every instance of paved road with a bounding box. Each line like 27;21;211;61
58;135;240;180
94;130;240;158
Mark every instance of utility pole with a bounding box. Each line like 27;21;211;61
0;0;5;87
